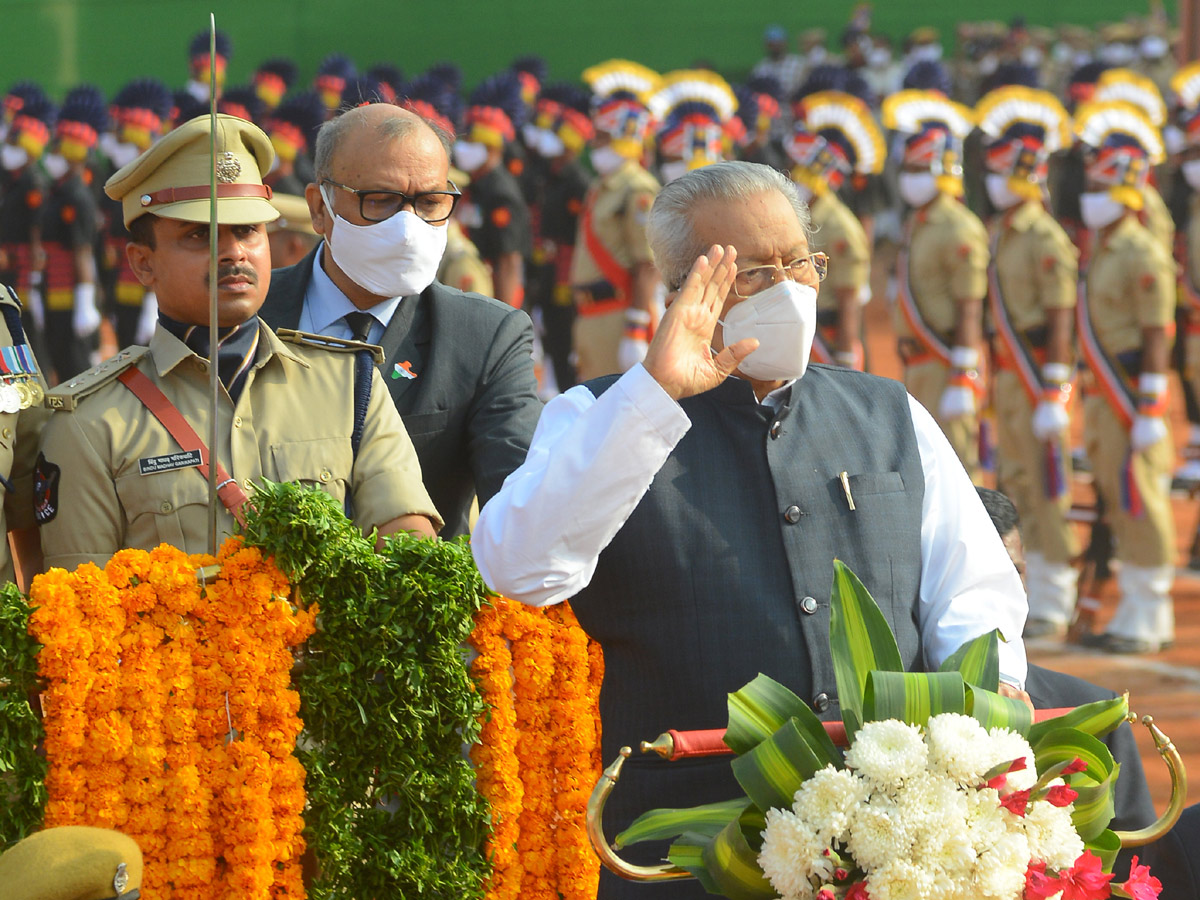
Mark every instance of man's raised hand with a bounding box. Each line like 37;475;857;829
642;245;758;401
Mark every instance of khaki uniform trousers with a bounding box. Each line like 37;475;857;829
993;369;1079;565
905;358;980;483
1083;395;1175;568
573;308;626;382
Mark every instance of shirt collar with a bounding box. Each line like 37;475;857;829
148;317;306;378
304;242;404;334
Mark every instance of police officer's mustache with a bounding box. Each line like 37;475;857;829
208;264;259;286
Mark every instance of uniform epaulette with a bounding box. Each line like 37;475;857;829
276;328;385;364
44;346;151;411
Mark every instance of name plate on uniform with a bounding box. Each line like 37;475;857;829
139;449;203;475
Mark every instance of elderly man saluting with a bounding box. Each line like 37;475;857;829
472;161;1030;900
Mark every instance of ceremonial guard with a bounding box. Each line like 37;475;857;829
313;53;356;118
976;85;1081;636
649;69;738;185
251;57;299;116
101;79;173;349
39;88;106;381
1073;100;1175;653
572;60;662;379
883;89;988;480
453;72;532;309
786;88;883;369
183;29;231;104
262;90;325;197
521;83;594;393
730;77;786;172
0;90;54;343
1171;62;1200;486
35;114;440;570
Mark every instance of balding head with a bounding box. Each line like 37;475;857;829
313;102;451;181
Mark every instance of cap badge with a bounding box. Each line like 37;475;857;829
216;151;241;183
113;862;129;895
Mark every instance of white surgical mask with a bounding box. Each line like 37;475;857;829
590;144;627;176
719;279;817;382
1079;190;1126;230
453;140;489;173
1020;47;1044;67
1;144;29;171
521;123;542;149
1140;35;1168;60
1164;125;1186;157
1183;159;1200;191
107;140;141;170
42;153;69;180
898;171;939;208
659;160;690;184
322;185;448;298
867;47;892;69
537;129;565;158
985;173;1023;210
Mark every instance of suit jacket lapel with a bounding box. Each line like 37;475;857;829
262;243;320;330
379;291;430;410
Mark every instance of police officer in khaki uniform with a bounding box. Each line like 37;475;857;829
0;825;142;900
785;89;882;369
572;60;662;380
883;89;988;481
1073;101;1175;653
977;85;1080;636
0;283;47;586
35;113;440;571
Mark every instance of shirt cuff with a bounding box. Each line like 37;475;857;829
615;363;692;445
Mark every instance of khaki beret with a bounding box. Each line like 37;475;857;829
266;192;317;235
0;826;143;900
105;112;279;228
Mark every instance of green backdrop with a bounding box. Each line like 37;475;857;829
0;0;1177;100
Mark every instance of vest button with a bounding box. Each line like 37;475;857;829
783;505;801;524
769;420;781;439
813;692;830;713
800;596;818;614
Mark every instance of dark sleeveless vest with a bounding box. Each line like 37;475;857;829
573;365;925;900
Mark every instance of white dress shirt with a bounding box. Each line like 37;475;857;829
473;364;1029;687
297;245;404;345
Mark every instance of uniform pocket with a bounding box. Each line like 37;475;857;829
401;409;450;438
115;469;209;550
269;437;353;505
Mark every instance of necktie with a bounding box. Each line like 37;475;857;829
344;311;375;343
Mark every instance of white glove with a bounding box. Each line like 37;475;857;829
72;283;101;338
617;308;651;373
1130;414;1168;452
938;384;976;420
135;291;158;345
25;284;44;332
1031;399;1070;440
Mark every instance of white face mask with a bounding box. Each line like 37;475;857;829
1183;159;1200;191
1140;35;1168;60
521;123;542;149
453;140;489;174
42;152;69;180
719;279;817;382
1;144;29;171
322;185;448;299
1164;125;1186;157
537;129;565;159
590;144;627;176
898;171;939;208
867;47;891;69
1020;47;1044;67
985;172;1023;210
659;159;690;184
107;140;141;170
1079;190;1126;230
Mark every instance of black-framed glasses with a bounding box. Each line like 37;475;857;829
321;178;461;223
733;252;829;298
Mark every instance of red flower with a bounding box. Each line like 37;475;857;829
1026;861;1062;900
999;788;1032;817
845;882;870;900
1059;851;1114;900
817;888;836;900
1118;856;1162;900
1062;757;1089;775
1045;784;1080;807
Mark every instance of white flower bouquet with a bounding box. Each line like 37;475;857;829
614;562;1162;900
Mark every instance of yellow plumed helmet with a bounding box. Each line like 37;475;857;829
1094;68;1167;127
582;59;662;158
1074;99;1164;211
975;85;1072;201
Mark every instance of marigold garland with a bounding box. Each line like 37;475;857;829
469;597;604;900
28;540;315;900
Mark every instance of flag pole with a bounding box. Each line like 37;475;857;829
207;12;220;555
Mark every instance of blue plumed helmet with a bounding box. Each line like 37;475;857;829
188;28;232;63
367;64;404;101
902;60;952;96
113;78;173;122
467;70;529;136
268;90;326;152
339;75;389;111
56;85;109;155
218;86;265;124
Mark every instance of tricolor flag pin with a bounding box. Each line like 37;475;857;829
391;361;418;380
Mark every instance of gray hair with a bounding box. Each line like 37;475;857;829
646;160;812;289
313;105;452;180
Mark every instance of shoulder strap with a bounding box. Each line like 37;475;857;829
116;367;249;525
895;217;951;365
987;228;1043;405
580;195;633;300
1075;279;1136;429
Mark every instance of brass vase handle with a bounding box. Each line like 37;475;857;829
1114;715;1189;847
585;747;694;883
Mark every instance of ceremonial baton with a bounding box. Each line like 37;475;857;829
207;13;220;555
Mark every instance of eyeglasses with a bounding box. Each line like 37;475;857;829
733;252;828;297
321;178;461;223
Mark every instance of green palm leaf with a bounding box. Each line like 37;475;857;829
937;628;1001;690
1084;828;1121;871
862;670;966;724
966;684;1033;735
1034;727;1118;841
731;717;837;812
1026;695;1129;747
726;674;840;762
829;560;903;737
617;797;750;848
700;816;777;900
668;833;722;894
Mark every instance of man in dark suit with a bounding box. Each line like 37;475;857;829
259;102;542;537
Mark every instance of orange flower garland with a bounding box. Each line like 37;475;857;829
29;540;315;900
469;597;605;900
